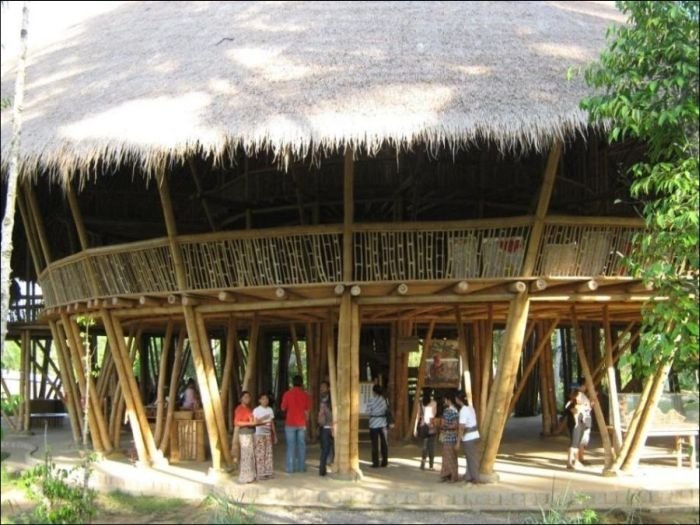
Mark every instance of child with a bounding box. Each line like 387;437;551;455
252;393;277;480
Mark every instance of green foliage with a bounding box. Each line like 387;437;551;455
103;490;187;514
1;394;21;417
205;493;256;525
525;490;599;524
581;1;699;376
20;451;97;524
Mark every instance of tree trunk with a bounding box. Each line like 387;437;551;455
1;1;30;355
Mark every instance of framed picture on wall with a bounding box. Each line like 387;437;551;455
424;339;461;389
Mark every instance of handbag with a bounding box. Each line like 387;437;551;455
384;398;394;426
418;423;431;439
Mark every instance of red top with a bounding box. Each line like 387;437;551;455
234;404;254;427
281;387;310;427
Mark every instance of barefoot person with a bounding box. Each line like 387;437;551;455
253;393;277;480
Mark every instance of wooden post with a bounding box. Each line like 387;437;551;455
290;324;304;376
193;310;232;466
571;306;614;471
479;310;493;428
522;141;563;276
343;147;354;282
480;291;530;477
603;306;623;454
21;330;30;432
156;168;187;290
241;315;259;392
154;321;174;444
410;320;436;437
325;312;338;455
160;326;186;452
101;310;151;463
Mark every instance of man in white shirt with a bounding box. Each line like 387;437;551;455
455;391;482;484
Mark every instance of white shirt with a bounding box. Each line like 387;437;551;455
459;405;480;442
253;405;274;436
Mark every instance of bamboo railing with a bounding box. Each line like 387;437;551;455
36;217;645;308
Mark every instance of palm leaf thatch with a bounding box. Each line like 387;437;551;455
0;1;623;182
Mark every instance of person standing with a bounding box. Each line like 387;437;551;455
317;381;334;476
234;391;261;484
181;378;200;410
439;392;460;483
280;374;310;473
566;384;593;469
414;390;437;470
455;391;482;484
252;392;277;480
367;384;390;468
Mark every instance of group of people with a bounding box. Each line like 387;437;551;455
413;389;483;484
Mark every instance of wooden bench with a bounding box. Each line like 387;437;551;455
621;425;698;469
29;399;67;429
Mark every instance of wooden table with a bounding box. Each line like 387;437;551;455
621;425;698;469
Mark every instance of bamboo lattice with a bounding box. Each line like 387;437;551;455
534;223;643;277
353;225;531;281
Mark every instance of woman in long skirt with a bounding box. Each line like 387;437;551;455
252;393;277;480
234;391;259;483
439;392;460;483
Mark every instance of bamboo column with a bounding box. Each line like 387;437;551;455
455;308;472;406
193;310;232;466
102;310;159;464
335;292;352;476
63;315;113;452
290;324;304;376
410;320;436;437
349;300;361;474
154;321;174;444
471;322;482;420
603;306;623;453
342;147;354;283
21;330;30;431
571;306;614;471
232;316;260;463
182;306;223;470
480;291;530;477
48;321;81;442
160;326;186;452
220;317;237;432
326;313;338;455
156;167;187;290
479;311;494;429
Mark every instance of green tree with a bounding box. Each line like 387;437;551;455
581;1;699;471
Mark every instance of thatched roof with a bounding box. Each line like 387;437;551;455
0;1;623;179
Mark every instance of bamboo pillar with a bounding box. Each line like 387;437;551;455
335;292;352;476
307;323;319;442
571;306;614;471
480;291;530;477
156;168;187;290
349;300;361;473
326;313;338;451
160;326;186;452
182;306;223;470
395;320;411;439
471;322;482;421
193;310;232;466
154;321;174;444
48;321;81;442
455;308;472;406
290;324;304;376
479;311;494;429
21;330;30;431
603;306;623;453
241;315;260;392
220;317;237;433
102;310;159;464
410;320;436;437
342;147;354;282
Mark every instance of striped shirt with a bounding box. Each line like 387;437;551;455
367;394;388;429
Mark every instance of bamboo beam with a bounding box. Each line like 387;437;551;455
139;296;162;306
343;147;354;282
603;306;623;453
522;141;563;276
153;321;174;444
577;280;599;293
193;309;232;466
571;306;614;471
453;281;470;294
395;283;409;295
218;291;236;302
508;317;560;413
480;291;530;477
156;168;187;290
530;279;548;293
101;310;152;464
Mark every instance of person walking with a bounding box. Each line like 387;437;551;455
455;391;482;484
252;392;277;480
566;384;593;469
280;374;310;473
414;390;437;470
439;392;460;483
317;381;335;476
367;384;390;468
